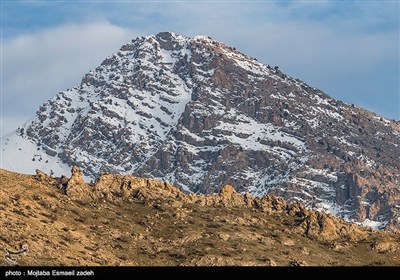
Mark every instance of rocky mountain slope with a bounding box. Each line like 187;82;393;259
1;167;399;266
1;32;400;231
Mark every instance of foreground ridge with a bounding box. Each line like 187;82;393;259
1;167;399;266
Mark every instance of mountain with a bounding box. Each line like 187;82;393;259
1;167;399;266
1;32;400;231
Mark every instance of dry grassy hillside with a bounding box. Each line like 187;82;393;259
0;168;399;266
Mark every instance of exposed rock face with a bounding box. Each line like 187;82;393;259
295;209;368;242
65;166;95;203
2;32;400;230
371;240;399;253
95;172;186;202
35;169;58;186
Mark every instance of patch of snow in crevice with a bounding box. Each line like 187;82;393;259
359;219;387;230
303;168;338;182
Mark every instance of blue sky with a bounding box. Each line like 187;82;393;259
1;0;399;137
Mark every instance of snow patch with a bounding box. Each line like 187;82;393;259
1;133;71;178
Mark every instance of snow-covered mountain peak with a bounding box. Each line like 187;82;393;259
2;32;400;231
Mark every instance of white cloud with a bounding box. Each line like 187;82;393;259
1;21;135;137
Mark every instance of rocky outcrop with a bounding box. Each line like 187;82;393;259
371;240;399;253
190;185;254;208
294;210;368;242
64;166;95;203
35;169;58;186
256;195;288;214
46;167;376;242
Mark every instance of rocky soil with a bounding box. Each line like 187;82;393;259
1;167;399;266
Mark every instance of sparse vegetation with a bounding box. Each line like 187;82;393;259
0;168;399;266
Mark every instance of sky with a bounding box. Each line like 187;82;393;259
1;0;399;137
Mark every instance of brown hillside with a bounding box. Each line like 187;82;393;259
0;167;399;266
